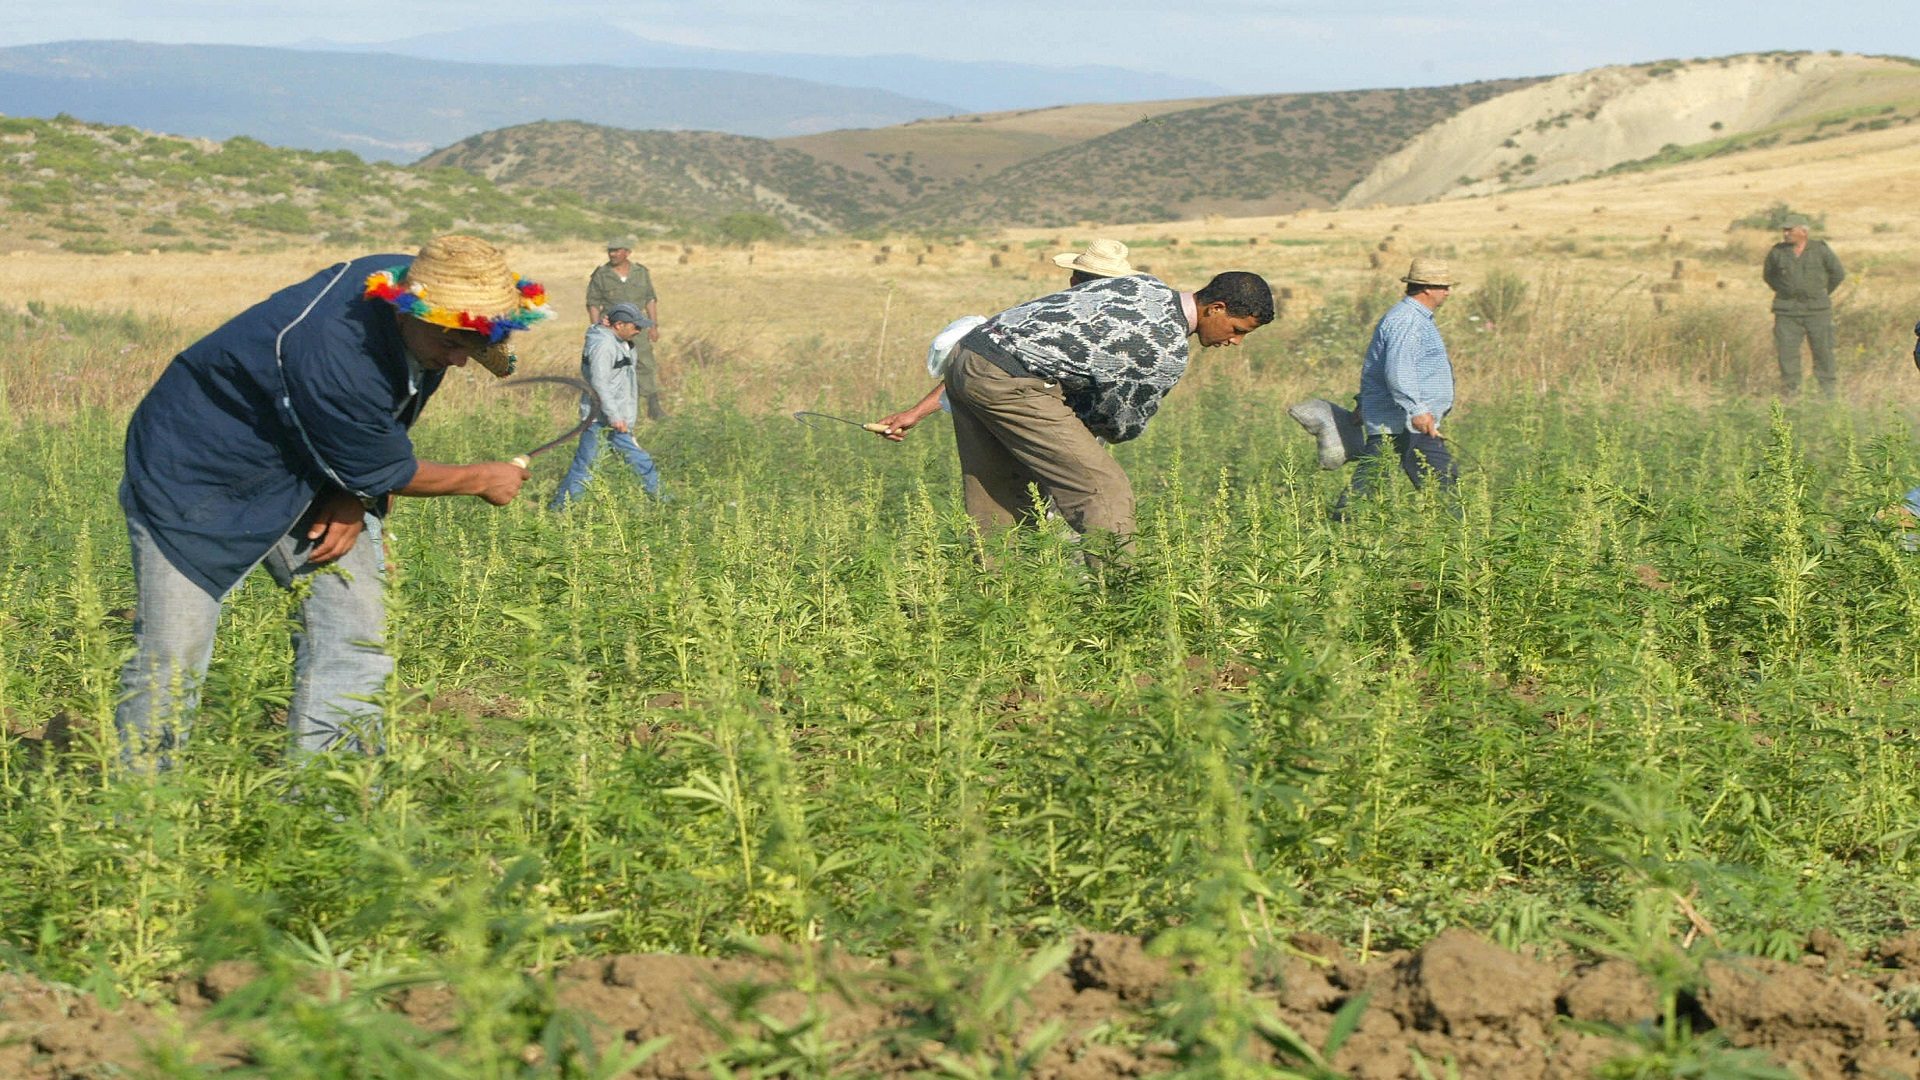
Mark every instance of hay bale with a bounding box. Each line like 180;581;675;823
1247;237;1263;246
873;253;890;265
1671;259;1694;276
1650;281;1684;294
989;253;1005;268
1367;252;1383;269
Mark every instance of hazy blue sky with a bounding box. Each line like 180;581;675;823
5;1;1915;93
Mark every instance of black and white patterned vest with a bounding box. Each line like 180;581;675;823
971;276;1189;442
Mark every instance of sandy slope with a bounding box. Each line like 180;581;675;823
1342;53;1920;208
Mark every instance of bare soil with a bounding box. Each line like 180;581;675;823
5;929;1919;1078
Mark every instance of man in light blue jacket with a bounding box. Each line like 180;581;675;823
549;303;663;509
1339;257;1459;513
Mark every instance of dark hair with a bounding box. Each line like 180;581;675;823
1068;270;1098;287
1194;271;1275;324
1405;282;1427;297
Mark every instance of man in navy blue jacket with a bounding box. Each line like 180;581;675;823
117;235;550;769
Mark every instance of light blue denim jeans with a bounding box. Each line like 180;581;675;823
548;423;662;509
116;512;392;770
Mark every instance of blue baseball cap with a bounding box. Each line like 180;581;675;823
605;302;653;328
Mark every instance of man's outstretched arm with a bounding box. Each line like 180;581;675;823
398;460;529;506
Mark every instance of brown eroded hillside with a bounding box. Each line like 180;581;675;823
1342;52;1920;206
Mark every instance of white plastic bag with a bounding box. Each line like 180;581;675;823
926;316;987;379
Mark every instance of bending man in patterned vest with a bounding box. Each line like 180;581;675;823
942;270;1274;551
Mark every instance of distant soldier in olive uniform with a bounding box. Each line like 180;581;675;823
1763;214;1846;396
586;237;665;419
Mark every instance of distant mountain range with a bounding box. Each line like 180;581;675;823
0;41;958;159
296;21;1230;115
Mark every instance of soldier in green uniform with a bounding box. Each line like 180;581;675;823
1763;214;1846;397
586;237;665;419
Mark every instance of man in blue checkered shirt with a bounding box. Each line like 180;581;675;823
1340;257;1460;513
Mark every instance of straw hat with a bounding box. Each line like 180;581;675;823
1400;257;1458;288
376;234;549;376
1052;238;1135;278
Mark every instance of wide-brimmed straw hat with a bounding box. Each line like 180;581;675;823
1400;256;1458;288
1052;238;1135;278
365;234;551;377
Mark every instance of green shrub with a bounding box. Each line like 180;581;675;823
234;202;313;234
1466;268;1529;330
704;212;789;246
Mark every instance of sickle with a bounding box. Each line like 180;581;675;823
500;376;605;467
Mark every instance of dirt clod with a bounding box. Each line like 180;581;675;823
1560;959;1660;1027
5;931;1920;1079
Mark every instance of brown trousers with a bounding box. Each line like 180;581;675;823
943;348;1135;540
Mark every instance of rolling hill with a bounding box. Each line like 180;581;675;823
777;99;1232;206
419;123;896;233
0;114;631;254
418;79;1538;234
1341;52;1920;206
0;41;958;161
892;80;1541;229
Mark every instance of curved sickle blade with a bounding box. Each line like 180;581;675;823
793;410;892;434
501;376;605;466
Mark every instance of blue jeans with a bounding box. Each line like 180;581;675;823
1336;430;1458;513
549;423;662;509
116;512;392;770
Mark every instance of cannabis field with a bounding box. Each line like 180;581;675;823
5;269;1920;1078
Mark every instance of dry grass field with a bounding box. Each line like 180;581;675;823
7;117;1920;423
